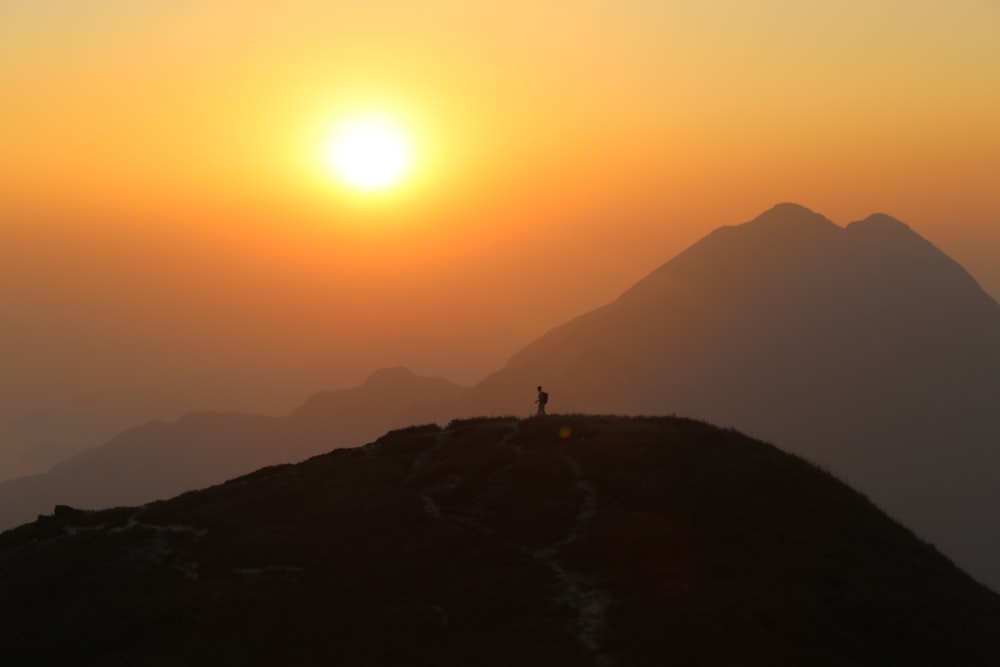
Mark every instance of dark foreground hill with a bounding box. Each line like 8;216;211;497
2;416;998;666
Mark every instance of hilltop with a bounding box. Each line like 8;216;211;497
2;415;998;666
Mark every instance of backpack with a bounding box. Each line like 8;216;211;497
539;391;549;404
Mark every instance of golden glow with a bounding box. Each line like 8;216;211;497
323;115;414;192
2;0;999;318
2;0;1000;485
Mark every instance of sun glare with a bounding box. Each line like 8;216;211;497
323;115;414;192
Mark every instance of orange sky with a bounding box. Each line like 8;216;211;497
2;0;999;477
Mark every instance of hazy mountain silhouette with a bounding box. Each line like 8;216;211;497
0;367;463;530
4;203;998;594
3;416;997;665
458;203;1000;590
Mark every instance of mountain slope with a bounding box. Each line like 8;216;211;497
0;367;464;531
6;202;997;596
1;415;997;666
458;203;1000;590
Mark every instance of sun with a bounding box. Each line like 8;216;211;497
323;114;414;192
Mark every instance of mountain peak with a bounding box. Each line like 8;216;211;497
846;212;912;234
746;202;839;231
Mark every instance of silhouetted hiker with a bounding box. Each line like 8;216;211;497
535;386;549;416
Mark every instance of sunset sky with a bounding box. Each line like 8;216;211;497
2;0;999;478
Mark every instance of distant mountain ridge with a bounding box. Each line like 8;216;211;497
2;416;998;665
3;203;999;592
463;203;1000;416
0;367;463;530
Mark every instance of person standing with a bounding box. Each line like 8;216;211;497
535;386;549;416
